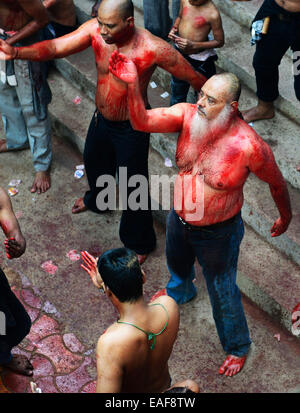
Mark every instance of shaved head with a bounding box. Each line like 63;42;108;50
99;0;134;20
212;72;241;103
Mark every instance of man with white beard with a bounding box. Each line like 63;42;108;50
109;50;292;377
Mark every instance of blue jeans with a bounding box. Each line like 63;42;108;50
143;0;181;40
165;209;251;357
170;51;217;105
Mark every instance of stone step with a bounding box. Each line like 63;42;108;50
46;67;299;335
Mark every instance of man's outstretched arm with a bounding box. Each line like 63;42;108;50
0;187;26;259
109;51;185;133
248;138;292;237
0;20;93;61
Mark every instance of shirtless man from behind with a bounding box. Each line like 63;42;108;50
168;0;224;105
109;51;292;377
0;0;206;264
233;0;300;123
81;248;179;393
0;186;33;376
0;0;52;194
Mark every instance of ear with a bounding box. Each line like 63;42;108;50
230;101;239;112
126;16;134;27
141;269;146;285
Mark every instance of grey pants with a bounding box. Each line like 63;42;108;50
143;0;181;39
0;59;52;172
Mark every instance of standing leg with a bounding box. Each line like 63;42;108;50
114;124;156;255
13;59;52;193
243;16;290;123
165;210;197;304
79;112;117;213
0;269;32;375
143;0;172;40
0;79;29;153
194;216;251;374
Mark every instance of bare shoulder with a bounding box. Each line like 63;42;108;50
151;295;179;317
209;1;222;20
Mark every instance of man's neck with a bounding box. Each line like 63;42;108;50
117;297;148;322
115;26;136;49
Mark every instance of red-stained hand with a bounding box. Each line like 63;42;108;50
80;250;104;289
4;237;25;259
270;217;291;237
109;50;138;84
0;39;17;60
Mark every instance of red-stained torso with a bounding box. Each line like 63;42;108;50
0;0;31;31
174;105;259;225
178;0;218;42
91;24;169;120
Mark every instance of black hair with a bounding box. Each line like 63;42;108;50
164;387;196;394
119;0;134;20
97;248;143;303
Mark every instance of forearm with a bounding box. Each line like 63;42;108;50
172;17;181;30
270;183;292;221
6;20;46;46
14;39;57;61
190;38;224;52
128;80;151;131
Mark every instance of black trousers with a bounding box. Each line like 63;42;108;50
0;268;31;364
253;14;300;102
83;111;156;255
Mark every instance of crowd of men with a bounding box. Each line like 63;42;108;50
0;0;297;393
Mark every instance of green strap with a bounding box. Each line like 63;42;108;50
116;303;169;350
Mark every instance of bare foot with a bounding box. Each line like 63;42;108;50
242;103;275;123
91;0;100;17
2;354;33;376
72;197;88;214
30;171;51;194
0;139;8;153
219;354;247;377
137;254;148;265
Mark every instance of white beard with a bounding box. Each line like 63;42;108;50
189;104;233;143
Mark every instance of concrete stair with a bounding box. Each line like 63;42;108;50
45;0;299;336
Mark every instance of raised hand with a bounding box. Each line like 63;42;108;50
109;50;138;84
81;250;104;289
0;39;17;60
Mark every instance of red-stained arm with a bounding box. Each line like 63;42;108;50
109;50;185;133
6;0;50;46
0;187;26;259
0;20;93;61
248;137;292;237
154;38;206;91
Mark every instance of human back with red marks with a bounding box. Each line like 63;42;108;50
169;0;224;55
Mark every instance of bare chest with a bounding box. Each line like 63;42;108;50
176;136;249;190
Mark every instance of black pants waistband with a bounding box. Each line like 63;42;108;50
177;212;240;231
